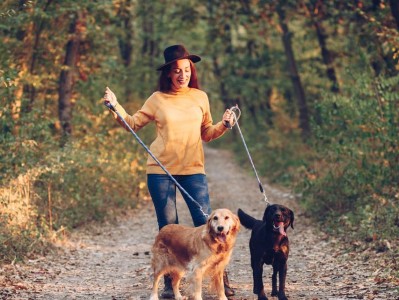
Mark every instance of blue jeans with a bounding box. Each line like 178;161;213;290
147;174;211;230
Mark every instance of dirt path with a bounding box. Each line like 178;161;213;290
1;147;398;300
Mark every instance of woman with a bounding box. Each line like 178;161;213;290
103;44;235;297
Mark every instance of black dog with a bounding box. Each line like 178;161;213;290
238;204;294;300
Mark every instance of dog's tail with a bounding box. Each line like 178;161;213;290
237;208;259;230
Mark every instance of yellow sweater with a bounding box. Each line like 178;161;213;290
112;87;228;175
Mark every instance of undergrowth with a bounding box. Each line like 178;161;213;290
229;71;399;243
0;100;148;263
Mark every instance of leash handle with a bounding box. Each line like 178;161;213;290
224;105;241;129
104;101;116;112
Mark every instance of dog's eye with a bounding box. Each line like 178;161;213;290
224;216;229;220
213;216;218;221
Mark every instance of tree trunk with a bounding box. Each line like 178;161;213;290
276;2;310;140
14;0;53;121
304;0;340;93
206;1;238;109
22;0;53;113
12;0;32;128
58;12;84;144
140;2;156;61
117;0;134;67
314;21;340;93
240;2;274;128
390;0;399;30
116;0;134;100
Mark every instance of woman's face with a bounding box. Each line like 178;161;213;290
169;59;191;90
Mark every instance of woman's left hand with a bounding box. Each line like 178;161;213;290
222;109;235;128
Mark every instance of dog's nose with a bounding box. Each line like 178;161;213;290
217;226;224;232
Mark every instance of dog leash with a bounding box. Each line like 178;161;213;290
104;102;209;218
226;105;270;206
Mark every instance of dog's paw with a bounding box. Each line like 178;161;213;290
257;292;268;300
277;292;288;300
149;294;159;300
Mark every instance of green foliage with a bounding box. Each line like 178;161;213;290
0;219;51;263
0;113;148;262
299;70;399;239
1;0;399;264
34;134;147;229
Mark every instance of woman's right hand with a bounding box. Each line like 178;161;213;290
103;87;118;107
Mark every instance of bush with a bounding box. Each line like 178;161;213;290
228;71;399;241
0;95;149;262
300;71;399;239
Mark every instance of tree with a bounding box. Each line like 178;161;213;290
22;0;54;113
389;0;399;30
116;0;135;100
206;0;239;110
58;11;85;144
303;0;340;93
276;1;310;139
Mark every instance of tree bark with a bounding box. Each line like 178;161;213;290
304;0;340;93
206;1;238;109
12;0;32;127
116;0;134;100
314;21;340;93
390;0;399;30
58;12;84;144
22;0;53;113
276;2;310;140
117;0;134;67
140;2;156;62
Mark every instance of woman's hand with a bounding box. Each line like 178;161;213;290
103;87;118;107
222;109;235;128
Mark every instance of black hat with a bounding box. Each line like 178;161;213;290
157;44;201;71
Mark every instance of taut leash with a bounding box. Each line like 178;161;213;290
226;105;270;206
104;102;209;218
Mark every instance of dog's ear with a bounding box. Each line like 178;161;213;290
232;213;240;233
289;209;295;229
262;205;272;223
207;211;215;233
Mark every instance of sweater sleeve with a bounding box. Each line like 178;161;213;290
200;93;228;142
110;96;156;132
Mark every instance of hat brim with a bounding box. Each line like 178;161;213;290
156;55;201;71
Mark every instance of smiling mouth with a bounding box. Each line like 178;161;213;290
273;221;286;236
216;230;229;243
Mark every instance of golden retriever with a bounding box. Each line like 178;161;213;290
149;208;240;300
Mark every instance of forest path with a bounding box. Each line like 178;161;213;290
1;147;397;300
